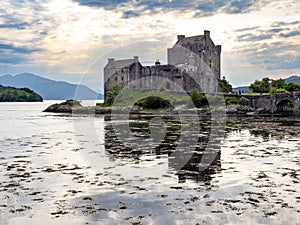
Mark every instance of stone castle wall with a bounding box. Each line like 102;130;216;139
104;31;221;95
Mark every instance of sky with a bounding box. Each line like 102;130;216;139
0;0;299;91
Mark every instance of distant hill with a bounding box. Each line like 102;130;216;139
0;73;103;100
284;75;300;83
0;85;43;102
286;77;300;85
232;86;250;94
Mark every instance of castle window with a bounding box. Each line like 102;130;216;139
121;77;124;81
115;77;118;82
209;60;212;68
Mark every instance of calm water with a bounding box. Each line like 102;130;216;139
0;102;299;225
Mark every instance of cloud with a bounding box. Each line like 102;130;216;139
0;22;30;30
235;20;300;42
237;33;274;42
122;10;140;19
0;57;24;65
72;0;269;18
232;19;300;71
257;42;300;70
280;30;300;38
0;43;41;66
233;41;300;70
72;0;130;9
0;0;299;87
0;43;40;54
224;0;256;13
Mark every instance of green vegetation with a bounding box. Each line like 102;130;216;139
224;96;240;105
0;85;43;102
189;88;208;108
62;99;82;106
249;77;271;94
102;84;240;110
271;78;285;89
136;96;172;109
218;76;232;93
249;77;300;94
102;84;124;107
102;84;189;108
286;102;294;109
285;82;300;92
269;88;288;94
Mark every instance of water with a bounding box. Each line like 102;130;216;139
0;102;299;224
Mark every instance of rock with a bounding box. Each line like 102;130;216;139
95;108;111;114
43;100;87;113
44;100;113;114
253;107;270;115
226;105;238;114
43;103;73;113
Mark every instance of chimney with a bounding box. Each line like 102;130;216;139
204;30;210;38
177;35;185;41
108;58;114;63
155;59;161;66
134;56;138;62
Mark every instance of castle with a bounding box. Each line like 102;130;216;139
104;30;221;96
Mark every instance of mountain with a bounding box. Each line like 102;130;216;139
0;85;43;102
0;73;103;100
232;86;250;94
284;75;300;83
286;77;300;85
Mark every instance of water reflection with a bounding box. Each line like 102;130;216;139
104;115;221;183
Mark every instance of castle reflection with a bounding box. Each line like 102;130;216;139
104;114;221;184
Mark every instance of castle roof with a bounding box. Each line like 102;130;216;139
176;35;205;45
104;58;138;69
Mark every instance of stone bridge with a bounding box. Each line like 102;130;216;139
243;91;300;113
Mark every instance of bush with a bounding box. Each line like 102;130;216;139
189;88;208;108
269;88;288;94
139;96;172;109
225;96;240;105
64;100;82;106
103;84;124;107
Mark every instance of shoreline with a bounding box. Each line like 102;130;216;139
43;100;299;117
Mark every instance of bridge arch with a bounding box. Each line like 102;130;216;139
275;99;295;113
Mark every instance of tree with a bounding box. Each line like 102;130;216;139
103;84;124;107
249;77;271;93
271;78;285;89
284;82;300;92
189;88;208;108
218;76;232;93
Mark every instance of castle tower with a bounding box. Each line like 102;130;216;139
167;30;221;93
